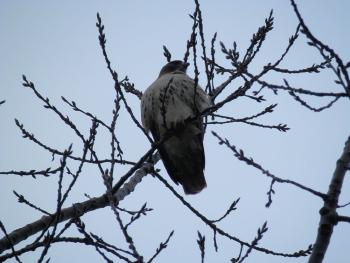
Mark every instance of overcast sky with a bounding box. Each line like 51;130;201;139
1;1;350;262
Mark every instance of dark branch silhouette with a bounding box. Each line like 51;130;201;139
0;1;348;262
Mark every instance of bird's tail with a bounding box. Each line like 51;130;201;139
159;123;207;195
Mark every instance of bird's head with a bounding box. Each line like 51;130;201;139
158;60;190;77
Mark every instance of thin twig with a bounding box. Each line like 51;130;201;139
152;171;312;258
147;231;174;263
212;131;327;200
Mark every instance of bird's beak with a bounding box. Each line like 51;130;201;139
184;62;190;68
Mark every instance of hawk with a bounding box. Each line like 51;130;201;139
141;60;211;194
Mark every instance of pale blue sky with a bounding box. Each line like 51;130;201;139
1;1;350;262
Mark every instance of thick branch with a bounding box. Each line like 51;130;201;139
308;136;350;263
0;154;159;254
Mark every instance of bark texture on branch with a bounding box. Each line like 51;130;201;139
308;136;350;263
0;155;159;254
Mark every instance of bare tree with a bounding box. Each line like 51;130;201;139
0;0;349;262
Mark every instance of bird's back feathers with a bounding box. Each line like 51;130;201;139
141;63;211;194
141;72;210;134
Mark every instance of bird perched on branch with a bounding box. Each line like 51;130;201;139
141;60;211;194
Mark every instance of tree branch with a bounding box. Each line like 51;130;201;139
0;153;160;254
308;136;350;263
